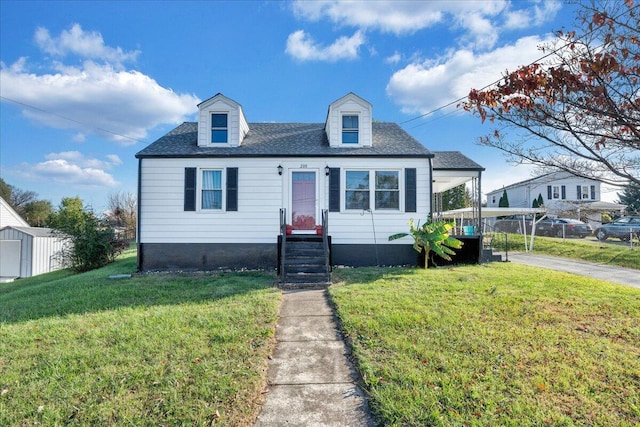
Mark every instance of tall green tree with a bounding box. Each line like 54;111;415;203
617;183;640;214
441;184;472;211
23;200;53;227
498;189;509;208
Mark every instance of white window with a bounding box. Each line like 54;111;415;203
552;185;560;199
580;185;590;199
345;170;369;209
375;171;399;209
345;169;400;211
342;115;359;144
211;113;228;143
201;170;223;209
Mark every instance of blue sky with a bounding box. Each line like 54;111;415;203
1;0;618;211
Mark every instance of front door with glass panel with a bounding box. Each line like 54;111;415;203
291;171;316;230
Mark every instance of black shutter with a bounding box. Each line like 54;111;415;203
591;185;596;200
405;168;417;212
547;185;552;200
577;185;582;200
226;167;238;211
184;167;196;211
561;185;566;200
329;168;340;212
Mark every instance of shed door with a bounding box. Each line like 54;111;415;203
291;171;317;230
0;240;21;278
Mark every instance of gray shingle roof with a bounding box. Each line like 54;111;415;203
136;122;433;158
1;226;59;237
432;151;484;171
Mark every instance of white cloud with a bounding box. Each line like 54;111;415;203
20;152;123;188
386;35;556;115
385;51;401;64
285;30;365;61
292;1;561;51
34;23;139;67
0;25;199;145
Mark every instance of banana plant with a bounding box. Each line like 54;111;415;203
389;219;463;267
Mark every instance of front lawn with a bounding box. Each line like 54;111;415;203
0;249;281;426
330;264;640;426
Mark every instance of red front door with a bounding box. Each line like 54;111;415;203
291;171;316;230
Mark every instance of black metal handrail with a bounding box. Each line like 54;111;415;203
279;208;286;283
321;209;330;274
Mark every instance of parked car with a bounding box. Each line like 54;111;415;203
536;218;592;238
594;216;640;241
493;217;534;234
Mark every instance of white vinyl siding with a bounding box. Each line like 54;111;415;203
139;157;429;245
485;172;601;209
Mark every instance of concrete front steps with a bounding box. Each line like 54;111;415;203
280;235;330;288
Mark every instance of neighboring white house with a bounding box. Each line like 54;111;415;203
135;92;484;271
486;171;602;217
1;196;29;228
0;197;67;280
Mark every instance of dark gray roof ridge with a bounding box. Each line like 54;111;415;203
136;121;433;158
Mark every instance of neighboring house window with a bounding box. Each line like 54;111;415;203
580;185;590;199
345;169;400;211
552;185;560;199
211;113;228;143
345;170;369;209
375;171;399;209
342;115;359;144
202;170;223;209
492;196;496;204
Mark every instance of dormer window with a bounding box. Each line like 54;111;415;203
211;113;228;143
342;115;359;144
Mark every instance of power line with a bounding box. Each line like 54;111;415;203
0;95;148;144
400;4;638;129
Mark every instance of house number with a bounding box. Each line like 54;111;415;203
300;164;307;168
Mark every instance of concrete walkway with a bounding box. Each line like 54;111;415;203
506;252;640;289
255;289;374;427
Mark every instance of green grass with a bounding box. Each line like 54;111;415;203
490;234;640;269
0;248;281;426
329;265;640;426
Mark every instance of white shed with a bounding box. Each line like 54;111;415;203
0;226;68;280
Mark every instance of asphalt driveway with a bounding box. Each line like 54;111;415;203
506;253;640;289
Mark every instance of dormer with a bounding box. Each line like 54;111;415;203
325;93;373;148
197;93;249;147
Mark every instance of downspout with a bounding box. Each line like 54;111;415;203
478;170;482;263
428;157;434;219
137;158;142;272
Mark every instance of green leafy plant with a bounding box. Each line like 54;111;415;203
389;219;463;267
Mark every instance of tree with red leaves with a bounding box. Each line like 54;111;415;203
465;0;639;187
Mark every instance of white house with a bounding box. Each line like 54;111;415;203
135;93;484;273
486;171;602;216
0;197;67;280
1;196;29;228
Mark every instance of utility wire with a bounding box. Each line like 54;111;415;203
400;4;638;129
0;95;148;144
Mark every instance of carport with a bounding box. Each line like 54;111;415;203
440;207;547;253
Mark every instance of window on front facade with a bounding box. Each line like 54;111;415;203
580;185;589;199
552;185;560;199
342;115;359;144
202;170;222;209
375;171;399;209
345;171;369;209
345;170;400;211
211;113;228;143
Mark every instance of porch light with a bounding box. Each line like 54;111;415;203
325;165;330;176
278;165;283;175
